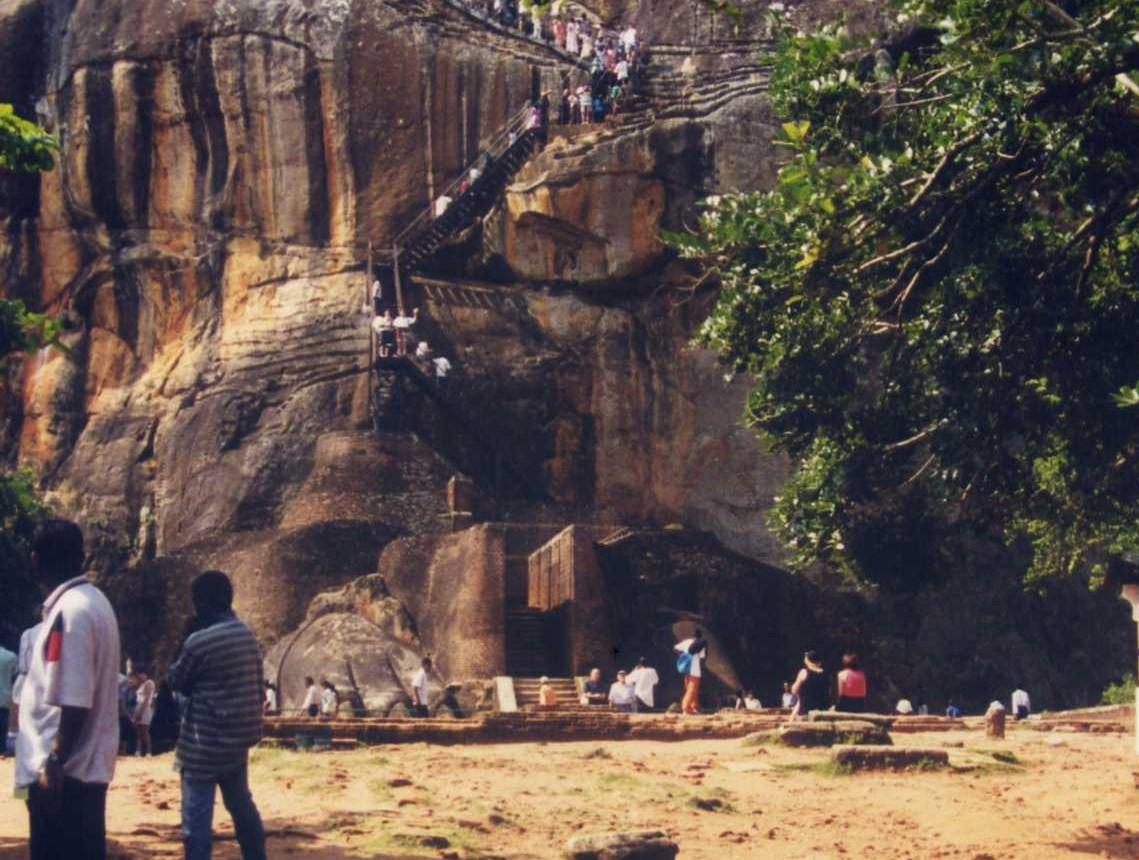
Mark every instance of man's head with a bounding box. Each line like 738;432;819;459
190;569;233;617
636;656;647;667
32;518;85;587
617;670;627;684
422;657;433;670
305;676;315;687
589;667;601;682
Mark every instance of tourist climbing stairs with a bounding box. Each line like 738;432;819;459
388;101;542;274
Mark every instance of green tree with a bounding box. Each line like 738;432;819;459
678;0;1139;583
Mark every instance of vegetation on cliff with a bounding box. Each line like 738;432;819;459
1;104;57;642
682;0;1139;584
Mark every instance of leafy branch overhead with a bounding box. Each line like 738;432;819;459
679;0;1139;582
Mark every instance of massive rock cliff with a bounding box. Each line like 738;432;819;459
0;0;794;661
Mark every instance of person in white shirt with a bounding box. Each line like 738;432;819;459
371;279;383;314
16;518;121;860
781;681;798;710
411;657;432;717
674;629;708;715
1011;688;1031;720
608;670;637;713
319;680;339;719
131;668;156;756
895;698;914;715
393;308;419;356
415;340;433;362
301;676;319;718
7;621;43;755
625;657;659;712
372;309;396;358
743;691;762;710
432;355;452;387
263;681;278;715
434;194;453;218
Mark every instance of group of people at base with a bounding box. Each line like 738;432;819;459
538;657;661;712
4;518;269;860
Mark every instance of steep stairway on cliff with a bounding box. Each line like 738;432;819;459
371;355;542;500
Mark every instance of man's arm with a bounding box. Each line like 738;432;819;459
167;640;199;695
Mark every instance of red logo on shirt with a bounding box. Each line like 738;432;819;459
44;616;63;662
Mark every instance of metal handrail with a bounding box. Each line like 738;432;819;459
390;101;537;251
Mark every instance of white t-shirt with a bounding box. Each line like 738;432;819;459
12;622;43;705
434;196;452;217
744;696;761;710
626;666;659;707
393;314;416;330
896;699;914;715
133;678;155;725
674;639;706;678
411;668;429;706
16;578;121;788
782;692;798;709
1011;689;1031;712
372;316;393;336
302;684;319;711
265;687;278;712
320;688;337;716
433;357;452;378
608;681;636;706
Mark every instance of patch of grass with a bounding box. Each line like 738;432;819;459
741;732;778;747
770;760;853;778
583;746;613;759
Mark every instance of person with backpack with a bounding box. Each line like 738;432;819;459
674;629;708;715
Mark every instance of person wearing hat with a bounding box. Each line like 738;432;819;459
538;676;558;708
791;650;829;718
608;671;636;713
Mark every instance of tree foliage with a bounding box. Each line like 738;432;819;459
680;0;1139;583
1;104;57;641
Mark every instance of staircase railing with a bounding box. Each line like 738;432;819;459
391;101;537;254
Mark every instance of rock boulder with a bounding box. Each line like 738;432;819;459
565;830;679;860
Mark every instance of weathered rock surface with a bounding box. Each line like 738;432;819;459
564;829;679;860
778;721;892;748
831;745;949;771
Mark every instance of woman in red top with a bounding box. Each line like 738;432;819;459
836;653;868;713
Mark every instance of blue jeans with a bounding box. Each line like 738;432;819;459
181;763;266;860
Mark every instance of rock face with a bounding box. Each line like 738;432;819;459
565;830;679;860
0;0;797;667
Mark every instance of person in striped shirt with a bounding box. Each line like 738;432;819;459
168;571;266;860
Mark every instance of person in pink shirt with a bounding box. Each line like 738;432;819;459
836;652;868;713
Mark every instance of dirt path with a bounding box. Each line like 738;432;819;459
2;730;1138;858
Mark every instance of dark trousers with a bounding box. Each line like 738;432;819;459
27;778;108;860
836;696;865;713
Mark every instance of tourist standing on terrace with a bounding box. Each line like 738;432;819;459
1011;687;1031;720
301;676;319;718
411;657;432;717
132;668;156;756
16;518;121;860
608;671;636;713
835;653;867;713
320;681;339;719
674;629;708;715
169;569;267;860
790;650;828;718
582;668;607;706
781;681;798;710
626;657;659;713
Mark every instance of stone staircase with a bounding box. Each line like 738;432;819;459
504;607;555;676
512;675;579;707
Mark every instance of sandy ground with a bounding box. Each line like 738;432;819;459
2;730;1139;859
